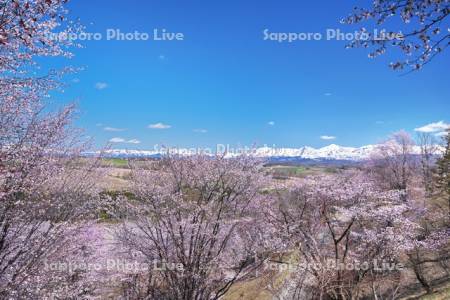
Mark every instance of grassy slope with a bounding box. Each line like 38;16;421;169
223;277;273;300
402;281;450;300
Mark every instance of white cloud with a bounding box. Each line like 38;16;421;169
95;82;108;90
414;121;449;133
127;139;141;144
109;137;141;144
435;131;448;137
268;121;275;126
104;126;126;132
193;129;207;133
320;135;336;140
148;122;171;129
109;137;125;143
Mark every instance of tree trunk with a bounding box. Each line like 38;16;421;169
413;265;432;294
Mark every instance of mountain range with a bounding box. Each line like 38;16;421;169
88;144;443;163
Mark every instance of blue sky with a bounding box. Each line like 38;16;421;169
49;0;449;149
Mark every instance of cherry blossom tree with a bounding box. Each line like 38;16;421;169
0;0;79;73
365;131;450;294
417;132;440;198
0;0;99;298
435;128;450;217
343;0;449;71
401;129;450;295
115;155;268;300
368;131;417;200
0;76;101;298
263;172;428;299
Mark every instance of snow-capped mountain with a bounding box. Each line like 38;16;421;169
86;143;442;162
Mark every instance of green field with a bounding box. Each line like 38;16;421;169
268;165;341;178
102;158;129;168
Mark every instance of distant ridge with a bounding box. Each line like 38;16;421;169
85;144;443;162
